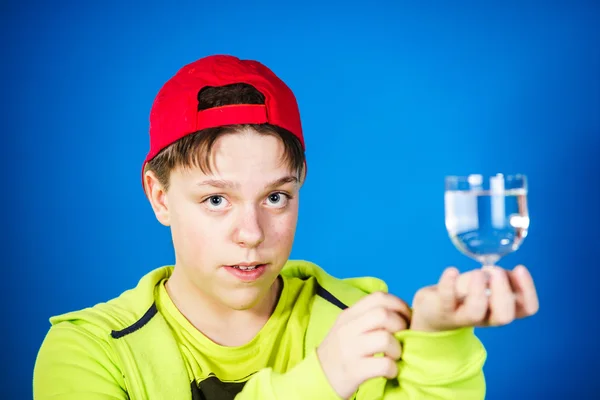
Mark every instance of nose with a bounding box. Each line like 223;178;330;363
232;205;265;248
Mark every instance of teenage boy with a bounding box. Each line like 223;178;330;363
33;54;539;400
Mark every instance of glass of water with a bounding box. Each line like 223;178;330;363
444;174;529;269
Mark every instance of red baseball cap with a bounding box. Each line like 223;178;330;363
142;54;305;183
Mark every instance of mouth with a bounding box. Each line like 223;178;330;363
231;265;260;270
224;262;268;281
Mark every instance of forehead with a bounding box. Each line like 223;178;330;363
211;129;290;174
175;129;295;186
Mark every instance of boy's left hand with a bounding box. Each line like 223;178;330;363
410;265;539;332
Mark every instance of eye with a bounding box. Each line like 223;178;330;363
203;195;230;211
265;192;290;208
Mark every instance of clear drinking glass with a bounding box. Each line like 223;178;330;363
444;174;529;269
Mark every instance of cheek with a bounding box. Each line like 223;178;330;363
171;204;220;259
269;208;298;247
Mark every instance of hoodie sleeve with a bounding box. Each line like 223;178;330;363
234;349;342;400
33;322;128;400
236;327;485;400
354;327;487;400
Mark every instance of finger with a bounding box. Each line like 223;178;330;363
487;267;516;326
455;269;489;326
357;356;398;381
342;292;412;327
348;305;409;334
455;268;486;299
360;330;402;360
508;265;540;318
438;267;460;313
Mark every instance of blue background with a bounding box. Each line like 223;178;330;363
3;0;599;398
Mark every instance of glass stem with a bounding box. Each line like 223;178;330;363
481;262;496;297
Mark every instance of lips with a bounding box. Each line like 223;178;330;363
231;265;260;271
224;263;268;282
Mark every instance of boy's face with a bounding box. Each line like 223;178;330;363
147;129;300;311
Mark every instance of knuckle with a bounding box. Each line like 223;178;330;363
372;291;388;302
413;287;426;300
413;286;431;305
372;330;389;349
374;307;389;324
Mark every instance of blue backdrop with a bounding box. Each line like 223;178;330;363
3;0;599;398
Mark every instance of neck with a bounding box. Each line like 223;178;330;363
165;269;282;347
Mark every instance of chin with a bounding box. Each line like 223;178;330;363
225;286;272;311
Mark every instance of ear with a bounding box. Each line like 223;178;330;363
144;170;171;226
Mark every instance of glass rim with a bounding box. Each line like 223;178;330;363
445;173;528;191
445;173;527;182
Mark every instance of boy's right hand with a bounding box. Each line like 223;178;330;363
316;292;411;400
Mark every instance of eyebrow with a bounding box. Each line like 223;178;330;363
196;175;298;190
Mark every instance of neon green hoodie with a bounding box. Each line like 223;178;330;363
33;260;487;399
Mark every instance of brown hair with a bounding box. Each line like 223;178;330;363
144;83;305;192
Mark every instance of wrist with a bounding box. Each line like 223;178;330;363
315;346;351;400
